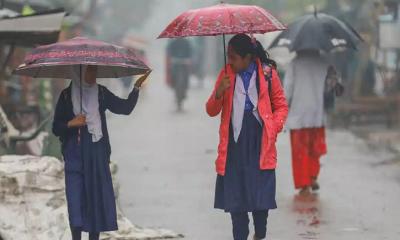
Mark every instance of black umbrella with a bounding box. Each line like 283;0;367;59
269;11;362;52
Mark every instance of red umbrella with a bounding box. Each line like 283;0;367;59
158;3;286;68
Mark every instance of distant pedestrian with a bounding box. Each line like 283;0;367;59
284;49;343;195
166;38;193;112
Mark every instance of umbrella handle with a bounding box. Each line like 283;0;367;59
79;65;83;145
223;34;227;74
80;65;83;113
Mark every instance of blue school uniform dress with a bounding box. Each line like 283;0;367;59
214;62;277;213
53;84;139;233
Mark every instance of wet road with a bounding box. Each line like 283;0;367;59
104;47;400;239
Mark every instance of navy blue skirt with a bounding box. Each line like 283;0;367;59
214;111;277;213
63;128;118;233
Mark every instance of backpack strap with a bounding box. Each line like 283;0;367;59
263;64;273;99
262;64;275;111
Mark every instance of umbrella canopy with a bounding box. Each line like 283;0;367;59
14;37;150;78
158;3;286;71
269;12;362;52
158;3;286;38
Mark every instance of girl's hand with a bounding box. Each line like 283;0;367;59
326;65;338;89
134;70;152;89
68;115;86;128
216;75;231;99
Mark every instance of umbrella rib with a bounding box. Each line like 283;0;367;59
253;7;286;32
227;6;235;33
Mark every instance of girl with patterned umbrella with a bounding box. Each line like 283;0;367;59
14;37;151;240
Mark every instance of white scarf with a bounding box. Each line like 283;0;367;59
232;71;261;142
71;66;103;142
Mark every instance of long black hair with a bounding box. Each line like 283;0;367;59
228;33;277;69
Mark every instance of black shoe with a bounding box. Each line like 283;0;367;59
311;181;320;191
253;234;262;240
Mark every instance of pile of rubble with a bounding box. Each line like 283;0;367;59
0;155;183;240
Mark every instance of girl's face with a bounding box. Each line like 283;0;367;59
227;45;252;73
84;66;97;86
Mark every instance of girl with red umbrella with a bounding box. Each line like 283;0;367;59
158;3;287;239
206;34;288;240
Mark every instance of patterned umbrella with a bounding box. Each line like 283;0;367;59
14;37;150;78
158;3;286;68
158;3;286;38
13;36;151;133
